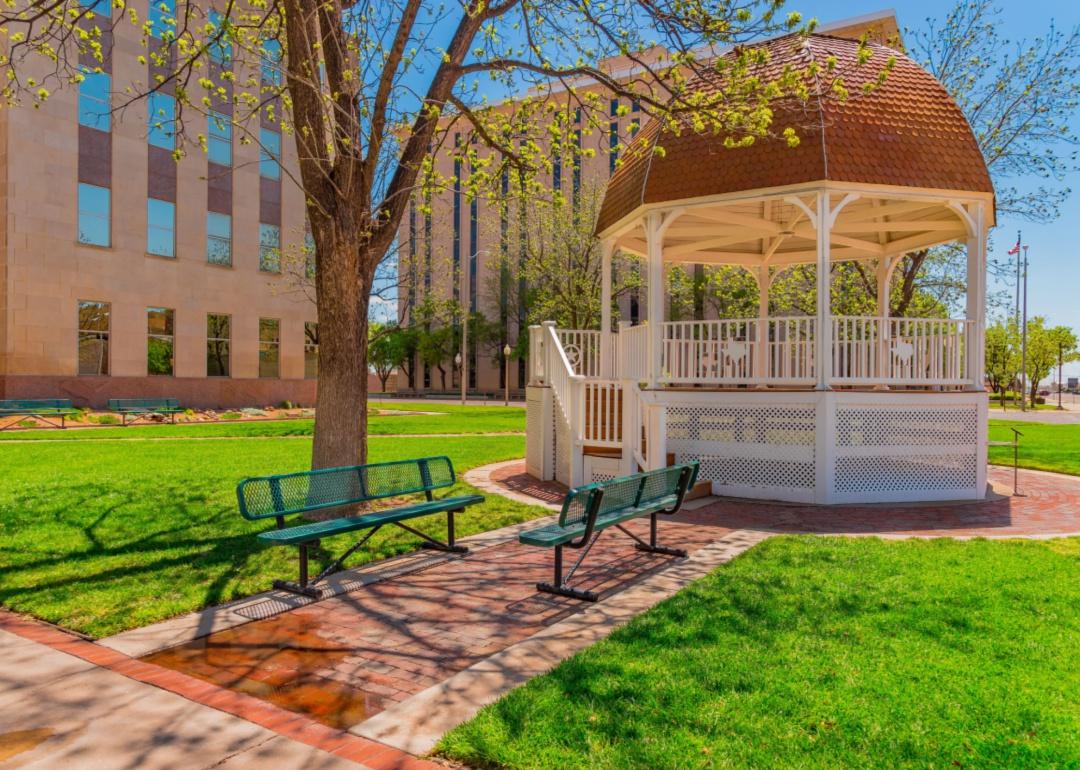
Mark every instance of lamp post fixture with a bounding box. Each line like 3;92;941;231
454;352;463;406
503;343;512;406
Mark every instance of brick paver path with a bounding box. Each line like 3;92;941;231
144;512;735;730
140;460;1079;740
490;461;1080;538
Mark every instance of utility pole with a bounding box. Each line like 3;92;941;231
1058;340;1065;410
1020;244;1029;411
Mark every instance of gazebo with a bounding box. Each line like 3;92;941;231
525;34;994;505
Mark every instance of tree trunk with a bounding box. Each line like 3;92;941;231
312;237;370;470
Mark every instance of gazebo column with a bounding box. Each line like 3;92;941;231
754;266;771;386
965;202;988;390
875;256;900;387
645;211;664;388
599;239;614;378
815;192;832;390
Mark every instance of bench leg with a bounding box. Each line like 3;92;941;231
537;545;600;602
273;543;322;599
624;515;688;558
398;515;469;554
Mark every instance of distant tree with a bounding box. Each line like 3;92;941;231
894;1;1080;314
368;323;413;392
1024;319;1078;407
984;318;1020;407
0;0;843;469
483;181;642;332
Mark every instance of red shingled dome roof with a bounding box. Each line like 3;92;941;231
596;35;993;235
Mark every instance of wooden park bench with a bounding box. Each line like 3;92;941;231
237;456;484;597
519;462;699;602
0;398;77;431
106;397;182;425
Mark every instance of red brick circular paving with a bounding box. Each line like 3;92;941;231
489;462;1080;538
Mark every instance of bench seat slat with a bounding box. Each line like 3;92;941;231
257;494;484;545
519;494;679;547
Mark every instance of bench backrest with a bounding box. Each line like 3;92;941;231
0;398;73;411
558;462;699;528
107;398;180;410
236;456;457;521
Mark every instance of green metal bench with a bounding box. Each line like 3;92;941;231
0;398;77;430
106;397;182;425
237;456;484;598
520;462;699;602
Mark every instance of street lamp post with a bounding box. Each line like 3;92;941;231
503;343;512;406
454;352;463;406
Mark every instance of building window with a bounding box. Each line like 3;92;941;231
304;322;318;379
77;183;110;246
206;212;231;266
77;300;110;376
259;128;281;179
259;318;279;378
261;38;283;85
83;0;110;15
148;0;175;39
78;71;110;132
259;223;280;273
207;10;232;64
208;111;231;166
147;91;176;149
303;229;315;279
147;198;175;257
206;313;230;377
147;306;175;376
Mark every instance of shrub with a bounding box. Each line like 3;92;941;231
220;411;242;421
93;414;121;425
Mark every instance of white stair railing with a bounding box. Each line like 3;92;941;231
581;379;622;447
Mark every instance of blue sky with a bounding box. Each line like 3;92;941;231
806;1;1080;377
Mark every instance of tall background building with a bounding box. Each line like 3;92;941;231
396;11;900;396
0;2;318;408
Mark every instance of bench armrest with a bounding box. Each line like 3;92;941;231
566;488;605;548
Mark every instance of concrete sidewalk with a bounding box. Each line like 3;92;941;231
0;617;439;770
0;629;362;769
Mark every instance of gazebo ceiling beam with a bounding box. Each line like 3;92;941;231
840;200;944;224
832;220;966;233
663;251;768;266
681;208;783;234
665;233;770;258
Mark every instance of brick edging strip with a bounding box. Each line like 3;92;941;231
0;610;439;769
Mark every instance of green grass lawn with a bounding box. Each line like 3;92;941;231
0;432;539;638
988;420;1080;476
440;536;1080;770
0;402;525;441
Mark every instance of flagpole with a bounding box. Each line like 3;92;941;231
1021;244;1029;412
1014;230;1021;328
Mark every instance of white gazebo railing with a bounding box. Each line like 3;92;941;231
531;316;973;390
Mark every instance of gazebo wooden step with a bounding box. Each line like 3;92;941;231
582;446;622;458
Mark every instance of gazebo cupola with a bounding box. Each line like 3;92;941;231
526;33;996;506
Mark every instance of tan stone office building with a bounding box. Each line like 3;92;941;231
396;10;900;396
0;9;318;408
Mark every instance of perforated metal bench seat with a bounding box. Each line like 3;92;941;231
518;463;699;601
236;456;483;597
0;399;77;430
257;494;484;545
519;496;678;547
